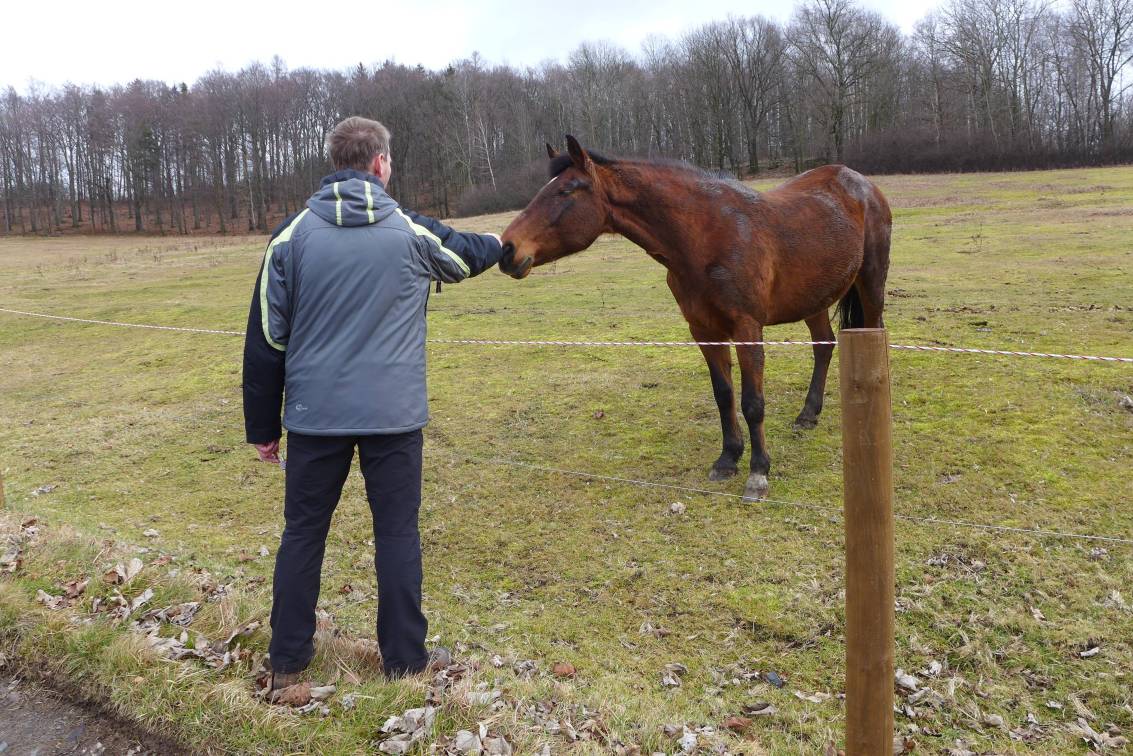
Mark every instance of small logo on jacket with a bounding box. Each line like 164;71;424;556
294;403;309;412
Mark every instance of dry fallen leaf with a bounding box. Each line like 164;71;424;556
271;682;313;706
452;730;481;753
104;557;144;586
309;684;336;701
484;735;513;755
1069;717;1128;750
36;590;65;609
223;619;262;645
466;690;501;705
552;661;576;679
1;544;23;573
744;702;777;717
129;587;155;614
639;621;671;638
982;713;1005;728
61;578;89;599
894;735;916;754
724;715;751;733
895;669;920;693
378;734;412;754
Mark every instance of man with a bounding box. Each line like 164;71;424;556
242;116;503;691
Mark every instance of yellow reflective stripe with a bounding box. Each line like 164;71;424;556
259;208;309;352
333;182;343;226
394;208;471;277
364;181;375;224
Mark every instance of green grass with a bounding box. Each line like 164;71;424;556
1;166;1131;753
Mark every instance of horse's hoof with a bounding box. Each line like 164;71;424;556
742;474;769;501
709;465;739;482
793;415;818;430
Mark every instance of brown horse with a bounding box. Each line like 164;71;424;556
500;136;891;500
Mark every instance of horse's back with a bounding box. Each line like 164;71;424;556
746;165;890;324
765;164;891;260
770;165;887;218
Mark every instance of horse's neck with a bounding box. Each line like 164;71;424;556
602;165;694;267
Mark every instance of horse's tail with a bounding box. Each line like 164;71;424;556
835;285;864;330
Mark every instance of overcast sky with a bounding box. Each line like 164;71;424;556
3;0;939;92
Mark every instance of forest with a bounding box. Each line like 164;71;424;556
1;0;1131;234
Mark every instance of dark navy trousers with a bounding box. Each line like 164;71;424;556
268;430;428;677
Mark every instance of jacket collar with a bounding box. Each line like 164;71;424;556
320;169;386;189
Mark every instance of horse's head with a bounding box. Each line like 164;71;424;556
499;135;609;279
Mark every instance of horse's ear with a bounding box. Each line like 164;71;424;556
545;143;559;159
565;134;592;173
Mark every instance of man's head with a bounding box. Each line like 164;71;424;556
327;116;393;185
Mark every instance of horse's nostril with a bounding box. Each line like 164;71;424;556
502;241;516;259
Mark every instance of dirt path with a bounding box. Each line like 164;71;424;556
0;676;180;755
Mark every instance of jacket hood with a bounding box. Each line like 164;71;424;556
307;170;398;227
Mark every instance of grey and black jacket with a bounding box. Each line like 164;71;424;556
242;169;503;442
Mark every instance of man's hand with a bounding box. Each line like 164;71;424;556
254;439;281;464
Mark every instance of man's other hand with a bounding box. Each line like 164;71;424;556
254;439;282;464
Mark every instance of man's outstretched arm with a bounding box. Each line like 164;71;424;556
397;207;503;282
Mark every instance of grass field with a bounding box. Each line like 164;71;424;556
1;166;1131;754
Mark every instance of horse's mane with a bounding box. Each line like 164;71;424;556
548;150;719;181
549;151;612;177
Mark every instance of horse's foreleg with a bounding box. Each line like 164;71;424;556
795;312;836;429
735;324;770;501
696;342;744;481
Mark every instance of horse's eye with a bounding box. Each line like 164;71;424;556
561;180;585;195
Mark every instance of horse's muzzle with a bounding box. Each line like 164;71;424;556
499;242;534;279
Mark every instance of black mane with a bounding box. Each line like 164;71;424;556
548;150;613;178
548;150;725;183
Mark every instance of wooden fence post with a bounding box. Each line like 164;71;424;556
839;328;895;755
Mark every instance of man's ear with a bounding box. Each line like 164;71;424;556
565;134;591;174
546;143;560;159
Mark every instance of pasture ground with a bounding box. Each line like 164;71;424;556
0;166;1131;754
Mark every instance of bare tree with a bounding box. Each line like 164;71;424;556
1069;0;1133;149
788;0;900;161
2;0;1133;234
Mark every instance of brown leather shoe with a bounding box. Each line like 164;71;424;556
270;671;301;691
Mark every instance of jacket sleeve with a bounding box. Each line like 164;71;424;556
397;207;504;282
242;232;292;444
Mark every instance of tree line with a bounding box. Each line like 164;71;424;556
2;0;1132;235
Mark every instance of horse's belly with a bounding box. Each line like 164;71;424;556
763;245;862;325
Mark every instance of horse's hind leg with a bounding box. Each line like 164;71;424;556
856;199;892;329
794;311;836;429
734;321;771;500
695;337;744;481
853;276;886;329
